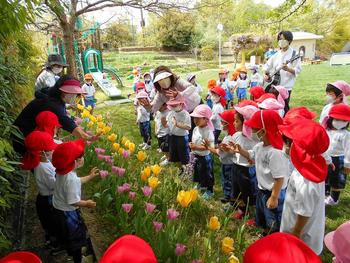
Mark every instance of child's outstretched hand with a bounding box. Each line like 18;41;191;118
228;142;241;153
89;167;99;179
218;143;230;152
85;199;96;208
202;139;211;149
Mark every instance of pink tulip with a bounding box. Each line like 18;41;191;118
175;243;187;256
95;147;106;154
117;167;126;177
117;183;131;193
97;154;105;160
112;166;119;174
128;191;136;200
121;203;133;213
122;150;130;158
167;208;179;220
153;221;163;233
86;140;92;146
192;260;202;263
122;183;131;192
99;170;109;178
103;155;113;164
141;186;153;197
145;202;156;214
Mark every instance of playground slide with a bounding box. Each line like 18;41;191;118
90;71;122;97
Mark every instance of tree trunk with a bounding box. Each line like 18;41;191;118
62;23;77;78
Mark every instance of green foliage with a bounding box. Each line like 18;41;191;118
200;45;215;61
103;21;133;48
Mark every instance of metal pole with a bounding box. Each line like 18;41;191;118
219;31;222;67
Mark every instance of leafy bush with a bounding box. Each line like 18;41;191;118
200;46;215;61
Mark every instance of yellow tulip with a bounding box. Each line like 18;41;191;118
82;109;90;118
140;171;148;182
151;164;162;176
229;254;240;263
112;143;120;151
177;190;192;208
97;122;105;129
222;237;234;255
121;137;127;145
124;140;131;147
189;189;199;202
108;133;117;142
118;148;124;155
89;115;96;123
103;126;111;134
137;151;147;162
77;104;84;111
208;216;221;231
96;128;104;135
96;115;103;122
143;167;151;177
148;177;160;189
86;105;92;112
128;143;135;153
87;121;94;128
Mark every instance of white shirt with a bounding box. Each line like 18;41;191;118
250;72;262;84
195;83;203;94
166;110;191;136
319;103;333;125
248;142;289;190
211;103;225;130
219;135;236;164
35;69;56;91
145;82;154;94
280;169;325;255
137;105;150;123
236;78;250;89
264;46;302;90
191;126;214;156
53;171;81;211
82;83;96;97
326;129;350;168
155;110;170;137
233;132;257;166
34;162;56;196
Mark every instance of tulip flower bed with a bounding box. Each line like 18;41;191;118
75;104;258;262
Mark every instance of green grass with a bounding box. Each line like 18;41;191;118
94;62;350;261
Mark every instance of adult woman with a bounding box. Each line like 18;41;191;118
13;75;95;155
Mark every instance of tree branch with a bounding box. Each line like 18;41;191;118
75;0;117;16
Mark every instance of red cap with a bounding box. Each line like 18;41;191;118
52;139;85;175
249;86;265;101
99;235;157;263
22;131;57;170
0;251;42;263
245;110;283;149
211;86;226;107
279;120;329;183
243;232;321;263
35;111;62;136
237;100;258;108
136;82;146;92
329;104;350;122
255;93;276;103
283;106;317;125
219;110;236;135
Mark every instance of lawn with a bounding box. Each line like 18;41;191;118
88;62;349;262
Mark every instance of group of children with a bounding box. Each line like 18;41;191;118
21;111;98;263
132;67;350;257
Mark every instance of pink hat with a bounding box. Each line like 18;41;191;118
190;104;214;130
273;85;289;106
234;105;260;138
59;79;86;94
258;98;284;110
136;91;149;99
324;220;350;263
329;81;350;96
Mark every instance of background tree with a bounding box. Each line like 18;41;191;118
103;20;133;49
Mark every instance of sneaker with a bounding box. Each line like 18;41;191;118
202;191;214;200
160;155;167;161
160;159;169;166
139;142;146;147
325;196;339;206
142;144;151;150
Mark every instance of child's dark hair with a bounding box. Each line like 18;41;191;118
153;65;178;92
326;117;349;130
282;135;293;147
269;86;279;98
326;83;342;97
235;112;244;123
277;31;293;44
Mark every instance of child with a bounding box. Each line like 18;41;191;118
155;103;170;166
249;86;265;102
166;98;191;176
320;80;350;125
217;68;234;108
136;91;152;150
324;220;350;263
230;103;259;218
21;131;57;247
235;67;250;102
189;104;215;199
205;109;236;203
52;139;98;263
34;111;62;144
257;97;285;117
279;120;329;255
268;85;289;114
323;104;350;205
82;74;96;114
249;65;262;88
187;74;203;95
210;86;226;146
205;79;217;109
231;110;289;233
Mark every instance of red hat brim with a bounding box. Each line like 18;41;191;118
0;251;42;263
290;143;327;183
